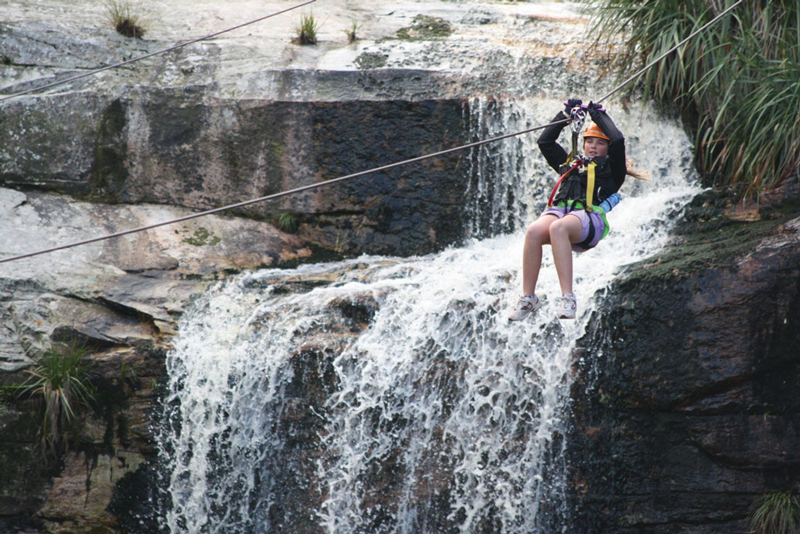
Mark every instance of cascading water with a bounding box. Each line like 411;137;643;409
157;96;700;534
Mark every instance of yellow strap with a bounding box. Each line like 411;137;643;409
586;161;597;212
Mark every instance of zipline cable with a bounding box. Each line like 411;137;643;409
0;0;743;265
597;0;744;104
0;118;569;265
0;0;316;103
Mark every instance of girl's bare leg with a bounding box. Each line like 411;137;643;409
522;215;557;296
548;215;583;295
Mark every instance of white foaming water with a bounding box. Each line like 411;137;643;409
159;97;700;533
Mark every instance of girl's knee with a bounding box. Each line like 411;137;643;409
550;215;582;243
526;223;548;244
548;219;568;239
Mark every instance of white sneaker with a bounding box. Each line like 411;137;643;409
556;294;577;320
508;295;543;321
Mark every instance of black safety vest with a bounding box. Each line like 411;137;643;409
554;157;616;205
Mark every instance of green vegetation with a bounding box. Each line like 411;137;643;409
182;227;221;246
333;231;346;254
590;0;800;198
748;491;800;534
277;211;299;233
12;343;94;453
294;12;319;45
104;0;149;38
344;20;362;43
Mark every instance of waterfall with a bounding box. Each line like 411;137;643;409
157;97;700;534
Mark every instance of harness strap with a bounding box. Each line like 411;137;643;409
585;161;597;213
575;206;611;251
548;160;582;207
554;200;612;252
576;217;596;250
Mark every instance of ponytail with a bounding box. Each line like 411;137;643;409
626;158;651;182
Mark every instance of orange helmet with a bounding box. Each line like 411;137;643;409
583;122;610;142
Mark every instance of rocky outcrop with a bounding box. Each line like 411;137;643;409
568;187;800;533
0;186;313;360
0;185;311;532
1;94;471;257
0;340;167;534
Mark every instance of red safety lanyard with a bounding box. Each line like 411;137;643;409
547;160;582;207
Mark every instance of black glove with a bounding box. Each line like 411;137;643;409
564;98;582;113
584;101;605;113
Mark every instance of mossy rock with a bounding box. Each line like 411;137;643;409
182;227;221;246
355;52;388;70
622;188;800;283
396;15;453;40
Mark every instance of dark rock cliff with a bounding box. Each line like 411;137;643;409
1;93;470;258
568;186;800;533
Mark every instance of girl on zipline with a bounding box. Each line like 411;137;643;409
508;98;644;321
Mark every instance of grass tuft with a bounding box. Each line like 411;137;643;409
105;0;149;38
277;212;299;233
12;343;95;454
748;491;800;534
294;12;319;45
344;20;362;43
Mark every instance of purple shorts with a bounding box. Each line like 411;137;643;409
541;204;608;252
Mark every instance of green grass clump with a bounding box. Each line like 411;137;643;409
589;0;800;199
294;12;319;45
344;20;362;43
13;343;95;453
277;212;299;233
748;491;800;534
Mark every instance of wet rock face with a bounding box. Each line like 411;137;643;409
568;196;800;533
1;93;470;257
304;99;469;255
0;341;168;534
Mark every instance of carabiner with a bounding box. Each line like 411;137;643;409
569;106;586;133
